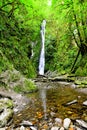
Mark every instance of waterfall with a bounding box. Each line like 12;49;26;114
39;20;46;75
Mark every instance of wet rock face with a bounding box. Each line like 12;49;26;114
0;98;13;127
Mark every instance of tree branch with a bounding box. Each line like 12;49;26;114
0;2;13;9
71;49;80;72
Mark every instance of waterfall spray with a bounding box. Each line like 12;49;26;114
39;20;46;75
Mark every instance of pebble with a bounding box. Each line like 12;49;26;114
14;108;19;113
50;111;56;117
76;126;83;130
51;126;60;130
59;127;64;130
0;118;87;130
55;118;62;126
49;122;53;127
20;126;25;130
66;100;77;106
1;118;87;130
63;118;71;129
20;120;33;126
76;119;87;128
83;100;87;106
30;126;37;130
0;128;6;130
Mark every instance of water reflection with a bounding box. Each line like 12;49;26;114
39;88;47;119
13;82;87;126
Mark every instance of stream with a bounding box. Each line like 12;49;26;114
11;80;87;129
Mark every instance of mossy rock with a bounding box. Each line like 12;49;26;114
0;69;37;93
75;80;87;85
77;85;87;88
13;79;37;93
75;80;82;85
0;98;14;127
81;80;87;85
0;108;13;127
0;98;13;109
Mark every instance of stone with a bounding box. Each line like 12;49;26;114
50;111;56;117
0;98;13;109
66;100;77;106
20;126;25;130
60;127;64;130
75;126;83;130
49;122;53;127
83;100;87;106
0;128;6;130
51;126;60;130
0;97;14;128
55;118;62;126
76;119;87;129
20;120;33;126
14;108;19;113
0;108;13;127
15;128;20;130
63;118;71;129
30;126;37;130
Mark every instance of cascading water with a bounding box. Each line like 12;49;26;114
39;20;47;119
39;20;46;75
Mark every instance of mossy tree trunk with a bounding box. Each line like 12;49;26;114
71;0;87;73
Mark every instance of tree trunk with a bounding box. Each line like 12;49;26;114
71;0;87;72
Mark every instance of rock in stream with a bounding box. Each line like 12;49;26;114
0;98;13;128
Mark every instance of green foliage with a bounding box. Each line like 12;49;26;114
47;0;87;75
0;0;37;77
45;35;57;71
0;69;37;93
75;55;87;76
13;79;37;93
0;50;13;73
0;0;87;77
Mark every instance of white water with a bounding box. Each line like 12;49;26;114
39;20;46;75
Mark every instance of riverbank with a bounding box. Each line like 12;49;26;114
0;70;87;129
0;79;87;130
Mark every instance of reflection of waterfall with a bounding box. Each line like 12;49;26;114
31;42;34;58
39;20;46;75
39;88;47;119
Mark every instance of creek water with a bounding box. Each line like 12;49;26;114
39;87;47;119
13;81;87;127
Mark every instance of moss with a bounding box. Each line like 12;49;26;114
0;108;13;127
6;99;13;109
13;79;37;93
0;50;13;73
0;98;13;109
13;86;22;93
75;80;82;85
75;66;87;76
77;85;87;88
75;55;87;76
75;79;87;85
